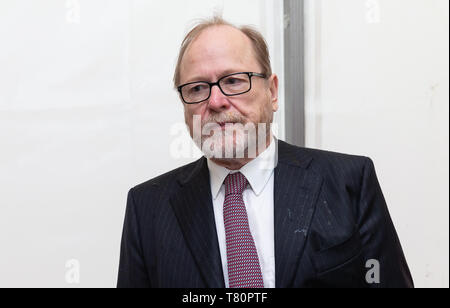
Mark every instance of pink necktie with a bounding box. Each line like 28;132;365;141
223;172;264;288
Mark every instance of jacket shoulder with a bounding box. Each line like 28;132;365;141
278;140;373;178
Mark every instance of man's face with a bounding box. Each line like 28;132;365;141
179;25;279;158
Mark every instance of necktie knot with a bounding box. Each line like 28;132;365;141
224;172;248;196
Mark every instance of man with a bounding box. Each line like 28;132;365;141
117;17;413;288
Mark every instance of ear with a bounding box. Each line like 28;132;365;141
268;74;279;112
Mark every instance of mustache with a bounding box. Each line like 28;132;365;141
201;113;247;126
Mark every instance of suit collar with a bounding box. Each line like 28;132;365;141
177;139;314;185
206;136;277;199
276;139;314;169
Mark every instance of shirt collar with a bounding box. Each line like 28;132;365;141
207;136;276;200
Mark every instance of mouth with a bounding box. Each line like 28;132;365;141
217;122;237;130
217;122;237;127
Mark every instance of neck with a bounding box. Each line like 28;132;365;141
210;135;273;171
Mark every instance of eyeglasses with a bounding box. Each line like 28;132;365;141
177;72;267;105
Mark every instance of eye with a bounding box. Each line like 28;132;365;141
192;85;202;92
224;77;244;85
187;84;208;93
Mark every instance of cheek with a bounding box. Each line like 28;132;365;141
184;105;206;130
184;107;190;120
184;107;195;129
234;92;264;119
184;105;201;119
247;92;272;122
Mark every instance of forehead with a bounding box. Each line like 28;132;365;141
180;25;259;82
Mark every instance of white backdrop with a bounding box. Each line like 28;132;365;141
0;0;285;287
304;0;449;288
0;0;448;288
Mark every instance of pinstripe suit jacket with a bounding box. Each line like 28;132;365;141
117;140;413;288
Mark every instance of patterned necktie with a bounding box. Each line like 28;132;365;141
223;172;264;288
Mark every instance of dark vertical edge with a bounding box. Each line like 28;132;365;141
284;0;305;147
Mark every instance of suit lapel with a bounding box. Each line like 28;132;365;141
169;141;323;288
274;141;323;287
170;158;225;288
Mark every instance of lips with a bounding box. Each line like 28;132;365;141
217;122;236;126
202;120;242;129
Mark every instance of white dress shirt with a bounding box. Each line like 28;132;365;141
207;137;276;288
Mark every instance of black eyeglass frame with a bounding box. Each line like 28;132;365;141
177;72;267;105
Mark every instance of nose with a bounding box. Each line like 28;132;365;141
207;84;231;112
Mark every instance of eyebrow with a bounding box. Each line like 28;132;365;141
183;69;247;84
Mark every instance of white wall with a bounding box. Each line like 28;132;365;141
0;0;285;287
1;0;447;289
304;0;449;288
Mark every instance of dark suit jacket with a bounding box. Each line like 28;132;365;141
117;140;413;288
